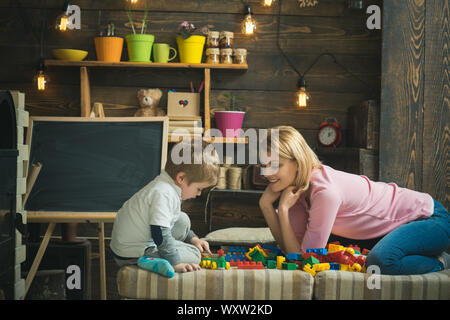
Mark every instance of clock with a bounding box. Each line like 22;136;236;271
318;119;342;147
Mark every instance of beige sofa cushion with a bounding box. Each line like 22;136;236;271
314;269;450;300
117;265;314;300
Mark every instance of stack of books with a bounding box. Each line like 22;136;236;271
168;117;203;140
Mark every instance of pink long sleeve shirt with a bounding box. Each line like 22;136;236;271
289;165;434;253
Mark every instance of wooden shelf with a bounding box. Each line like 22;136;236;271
44;60;248;70
45;59;248;144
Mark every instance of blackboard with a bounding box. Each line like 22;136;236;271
24;117;168;212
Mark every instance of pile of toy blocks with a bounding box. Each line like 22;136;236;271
199;242;370;274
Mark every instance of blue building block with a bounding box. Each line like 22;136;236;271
285;253;302;261
329;263;340;270
306;248;328;255
261;245;283;256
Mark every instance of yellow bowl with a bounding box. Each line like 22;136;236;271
52;49;88;61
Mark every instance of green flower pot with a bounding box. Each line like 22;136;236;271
125;34;155;62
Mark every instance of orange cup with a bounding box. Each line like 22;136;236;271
94;37;124;62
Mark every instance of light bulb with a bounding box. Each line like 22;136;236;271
241;7;256;35
57;13;68;31
297;78;309;107
37;70;47;91
262;0;275;7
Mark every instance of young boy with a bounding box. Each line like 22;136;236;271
110;140;220;273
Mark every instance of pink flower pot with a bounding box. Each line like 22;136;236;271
214;111;246;138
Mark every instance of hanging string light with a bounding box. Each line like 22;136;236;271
262;0;275;7
241;6;256;35
56;0;70;31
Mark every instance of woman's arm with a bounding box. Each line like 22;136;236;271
259;201;285;251
278;206;302;253
259;185;285;251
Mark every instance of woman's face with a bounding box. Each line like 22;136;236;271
261;154;298;193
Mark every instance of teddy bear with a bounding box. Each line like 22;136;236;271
134;88;166;117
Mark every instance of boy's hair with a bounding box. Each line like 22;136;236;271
165;139;220;185
264;125;322;194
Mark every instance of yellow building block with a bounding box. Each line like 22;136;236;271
276;256;285;270
313;263;330;272
303;263;316;276
344;247;355;255
350;263;362;272
328;244;344;252
340;264;350;271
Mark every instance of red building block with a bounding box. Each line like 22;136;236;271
237;261;264;270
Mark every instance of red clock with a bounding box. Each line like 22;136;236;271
318;118;342;147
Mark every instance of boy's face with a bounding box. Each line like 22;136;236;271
176;173;212;200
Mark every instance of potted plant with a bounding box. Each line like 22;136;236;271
214;93;246;138
176;21;208;63
125;4;154;62
94;23;124;62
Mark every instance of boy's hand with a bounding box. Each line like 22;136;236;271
190;237;212;255
173;263;201;273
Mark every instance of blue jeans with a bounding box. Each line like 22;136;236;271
366;200;450;275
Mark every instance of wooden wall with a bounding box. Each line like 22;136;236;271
380;0;449;208
0;0;381;237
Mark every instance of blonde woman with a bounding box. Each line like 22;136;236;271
259;126;449;275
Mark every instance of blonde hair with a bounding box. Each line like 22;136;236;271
265;126;322;194
165;139;220;185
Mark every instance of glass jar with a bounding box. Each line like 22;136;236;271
207;31;220;48
219;31;234;49
233;48;247;64
220;48;233;64
206;48;220;64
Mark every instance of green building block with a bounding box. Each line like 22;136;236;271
267;260;277;269
302;256;320;268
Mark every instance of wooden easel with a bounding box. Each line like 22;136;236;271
24;103;111;300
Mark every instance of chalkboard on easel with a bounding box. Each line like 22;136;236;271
24;117;168;213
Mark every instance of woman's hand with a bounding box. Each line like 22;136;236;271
259;183;281;208
190;237;212;255
278;186;302;213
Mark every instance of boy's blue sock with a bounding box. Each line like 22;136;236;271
137;256;175;278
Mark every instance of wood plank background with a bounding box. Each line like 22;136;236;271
1;0;384;299
380;0;449;208
0;0;382;222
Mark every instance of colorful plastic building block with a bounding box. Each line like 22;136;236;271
267;260;277;269
362;248;371;256
313;263;330;272
137;256;175;278
237;261;264;270
282;262;299;270
276;256;286;269
285;253;302;261
350;263;362;272
328;244;345;253
303;263;316;276
306;248;328;255
340;264;350;271
302;256;320;268
329;263;340;270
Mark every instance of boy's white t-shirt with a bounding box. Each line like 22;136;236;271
110;170;182;258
